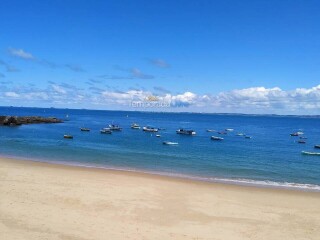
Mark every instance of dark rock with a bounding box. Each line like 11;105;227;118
0;116;63;126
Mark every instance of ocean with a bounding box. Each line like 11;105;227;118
1;106;320;191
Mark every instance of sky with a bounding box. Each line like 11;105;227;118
0;0;320;114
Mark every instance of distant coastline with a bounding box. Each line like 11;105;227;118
1;105;320;118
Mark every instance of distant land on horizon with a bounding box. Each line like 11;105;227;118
1;105;320;118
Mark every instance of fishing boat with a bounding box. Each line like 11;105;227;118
314;145;320;149
163;141;178;145
176;129;196;135
156;134;161;137
301;151;320;156
64;135;73;139
80;128;90;132
225;128;234;132
211;136;224;141
290;133;299;136
131;123;141;129
298;140;306;144
108;124;122;131
100;128;112;134
290;131;303;136
143;126;158;132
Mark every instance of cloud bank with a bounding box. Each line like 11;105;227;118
1;84;320;114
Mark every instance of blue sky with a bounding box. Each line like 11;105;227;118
0;0;320;114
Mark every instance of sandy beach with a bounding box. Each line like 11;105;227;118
1;157;319;240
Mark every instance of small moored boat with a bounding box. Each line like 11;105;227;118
80;128;90;132
156;134;161;137
64;135;73;139
143;126;158;132
206;129;215;132
314;145;320;149
211;136;224;141
298;140;306;144
100;128;112;134
176;129;196;135
131;123;141;129
225;128;234;132
301;151;320;156
245;136;252;139
163;141;178;145
290;131;303;136
236;133;244;136
108;124;122;131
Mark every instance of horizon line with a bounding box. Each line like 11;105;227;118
1;105;320;118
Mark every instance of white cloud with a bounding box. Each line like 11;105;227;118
1;83;320;114
5;91;20;98
99;85;320;112
51;84;67;94
8;48;34;59
24;92;49;100
211;85;320;111
101;90;150;104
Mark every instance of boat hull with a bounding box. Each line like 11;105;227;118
302;151;320;156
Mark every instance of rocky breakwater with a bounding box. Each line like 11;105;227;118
0;116;63;126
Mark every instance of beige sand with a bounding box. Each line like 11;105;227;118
1;157;320;240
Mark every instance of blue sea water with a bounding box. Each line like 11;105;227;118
1;106;320;191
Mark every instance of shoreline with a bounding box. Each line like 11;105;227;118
1;154;320;192
1;156;320;240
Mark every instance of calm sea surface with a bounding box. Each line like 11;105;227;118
1;107;320;191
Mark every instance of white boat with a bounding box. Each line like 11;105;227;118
211;136;223;141
176;129;196;135
236;133;245;136
290;131;304;136
156;134;161;137
131;123;140;129
163;141;178;145
143;126;158;132
108;124;122;131
206;129;215;132
301;151;320;156
225;128;234;132
100;128;112;134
